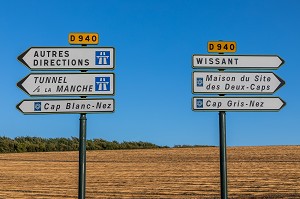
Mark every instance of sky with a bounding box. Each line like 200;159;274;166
0;0;299;147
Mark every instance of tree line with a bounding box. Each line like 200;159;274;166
0;136;163;153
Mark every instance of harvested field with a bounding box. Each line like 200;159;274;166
0;146;299;198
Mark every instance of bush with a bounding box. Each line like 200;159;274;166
0;136;162;153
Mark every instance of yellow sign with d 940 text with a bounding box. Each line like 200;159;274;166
69;33;99;45
208;41;236;53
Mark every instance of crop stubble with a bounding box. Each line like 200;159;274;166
0;146;299;198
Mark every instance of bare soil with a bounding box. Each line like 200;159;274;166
0;146;299;198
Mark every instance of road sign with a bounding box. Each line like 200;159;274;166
193;97;286;111
17;47;115;70
17;98;114;114
17;73;115;96
69;33;99;45
207;41;236;53
192;71;285;94
192;55;284;69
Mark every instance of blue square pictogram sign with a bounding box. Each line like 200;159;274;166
197;78;203;87
95;51;110;65
196;99;203;108
34;102;42;111
95;77;110;91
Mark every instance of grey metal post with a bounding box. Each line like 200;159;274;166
79;113;87;199
219;47;228;199
219;51;228;198
219;110;228;199
79;44;87;199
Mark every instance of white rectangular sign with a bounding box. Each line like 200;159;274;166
192;72;285;94
192;55;284;69
193;97;286;111
18;47;115;70
17;73;115;96
17;98;114;114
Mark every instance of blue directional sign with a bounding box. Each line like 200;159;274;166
95;51;110;65
95;77;111;91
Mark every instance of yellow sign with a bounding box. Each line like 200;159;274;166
69;33;99;45
208;41;236;53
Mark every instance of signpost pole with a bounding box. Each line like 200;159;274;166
79;112;87;199
219;49;228;199
17;33;111;199
219;109;228;199
192;40;285;199
79;44;87;199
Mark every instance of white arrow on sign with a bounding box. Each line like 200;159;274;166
17;73;114;96
193;97;286;111
17;47;115;70
192;55;284;69
17;98;115;114
192;72;285;94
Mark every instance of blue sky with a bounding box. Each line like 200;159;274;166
0;0;299;146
